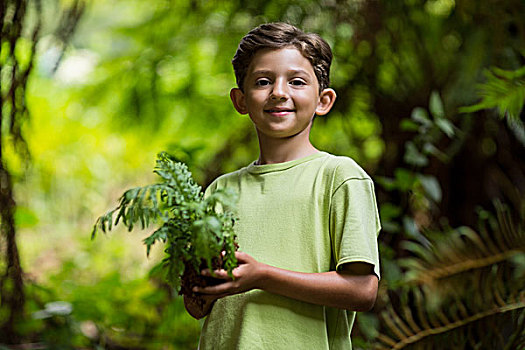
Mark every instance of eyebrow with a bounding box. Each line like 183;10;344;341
251;69;312;77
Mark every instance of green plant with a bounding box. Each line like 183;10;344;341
460;65;525;121
459;64;525;148
374;201;525;349
92;152;238;296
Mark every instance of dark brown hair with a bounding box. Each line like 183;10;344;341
232;22;332;92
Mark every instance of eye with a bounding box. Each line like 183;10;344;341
290;79;306;86
255;78;271;87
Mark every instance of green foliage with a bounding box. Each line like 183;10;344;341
374;201;525;349
93;152;238;292
460;65;525;121
377;91;458;242
19;264;201;349
402;91;457;167
459;64;525;147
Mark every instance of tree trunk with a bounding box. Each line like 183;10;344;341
0;161;24;343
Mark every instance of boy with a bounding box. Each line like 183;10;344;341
186;22;381;349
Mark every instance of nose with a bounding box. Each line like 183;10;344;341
270;79;288;101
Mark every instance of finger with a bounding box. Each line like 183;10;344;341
201;268;230;279
234;251;250;263
211;269;233;280
194;282;236;295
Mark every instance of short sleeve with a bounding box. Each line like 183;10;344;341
329;174;381;279
204;179;218;198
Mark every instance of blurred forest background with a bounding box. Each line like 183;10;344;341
1;0;524;349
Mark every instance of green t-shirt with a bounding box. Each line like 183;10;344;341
199;152;381;350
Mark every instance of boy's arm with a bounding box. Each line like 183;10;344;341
193;251;378;311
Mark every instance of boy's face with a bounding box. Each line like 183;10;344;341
230;47;335;141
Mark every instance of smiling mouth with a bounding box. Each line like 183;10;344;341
264;109;295;113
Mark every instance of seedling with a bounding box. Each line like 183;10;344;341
92;152;238;304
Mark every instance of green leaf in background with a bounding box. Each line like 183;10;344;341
394;168;417;192
402;216;430;247
435;118;455;137
411;107;432;129
379;203;402;233
417;174;442;203
14;206;39;228
399;118;420;132
404;141;429;167
459;66;525;120
429;90;445;119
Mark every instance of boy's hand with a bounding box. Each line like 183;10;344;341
192;253;378;311
193;251;264;297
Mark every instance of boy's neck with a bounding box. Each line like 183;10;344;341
255;131;319;165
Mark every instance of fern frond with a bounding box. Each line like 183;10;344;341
375;201;525;349
377;260;525;348
459;65;525;121
401;202;524;285
376;297;525;349
92;152;238;293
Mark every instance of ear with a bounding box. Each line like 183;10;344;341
230;88;248;115
315;88;336;116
